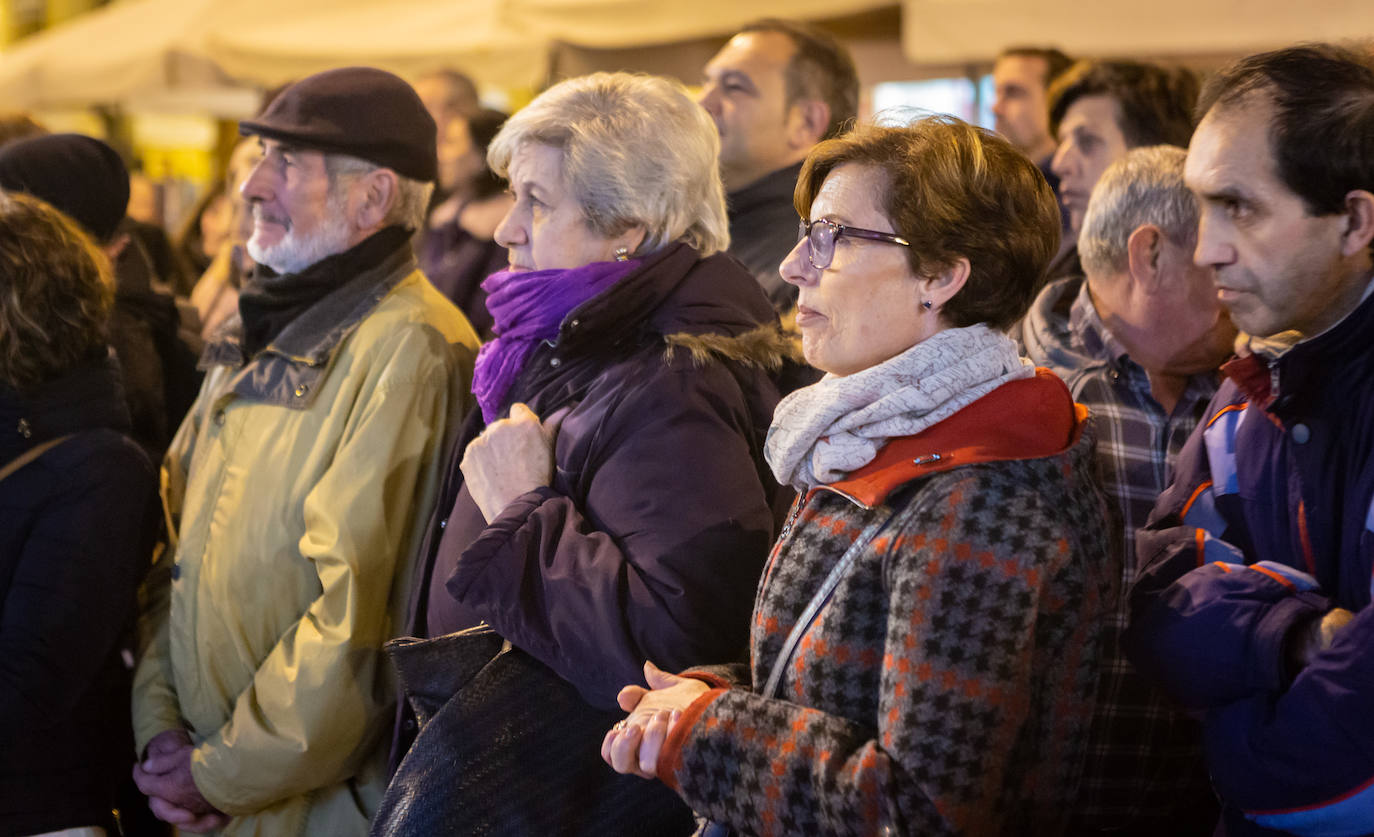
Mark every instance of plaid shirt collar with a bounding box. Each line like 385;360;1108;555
1068;280;1133;373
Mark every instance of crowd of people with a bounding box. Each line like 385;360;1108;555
1;17;1372;837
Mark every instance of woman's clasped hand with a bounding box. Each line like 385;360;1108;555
600;662;709;779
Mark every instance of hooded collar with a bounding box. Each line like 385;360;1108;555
1021;276;1097;380
821;369;1086;508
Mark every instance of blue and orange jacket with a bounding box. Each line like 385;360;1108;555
1124;288;1374;836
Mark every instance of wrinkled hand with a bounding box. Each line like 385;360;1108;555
461;402;565;523
133;729;229;832
1287;607;1356;676
601;661;711;779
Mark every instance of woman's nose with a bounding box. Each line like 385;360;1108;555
779;236;818;287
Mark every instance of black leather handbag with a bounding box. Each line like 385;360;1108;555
371;624;695;837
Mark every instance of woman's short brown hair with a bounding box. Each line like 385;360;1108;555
794;116;1061;331
0;190;113;390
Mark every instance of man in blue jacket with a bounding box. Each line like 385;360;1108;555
1124;44;1374;836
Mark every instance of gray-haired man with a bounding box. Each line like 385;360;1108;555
1018;145;1235;834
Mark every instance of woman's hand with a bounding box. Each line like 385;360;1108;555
601;661;711;779
461;402;564;522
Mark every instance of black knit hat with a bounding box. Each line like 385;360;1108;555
0;133;129;243
240;66;437;182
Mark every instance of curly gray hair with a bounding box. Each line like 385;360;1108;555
488;72;729;257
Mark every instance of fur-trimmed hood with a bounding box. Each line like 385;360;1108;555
664;321;802;373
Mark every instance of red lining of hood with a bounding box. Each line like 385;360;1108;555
825;368;1086;507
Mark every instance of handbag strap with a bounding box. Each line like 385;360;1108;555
0;434;74;483
761;507;895;699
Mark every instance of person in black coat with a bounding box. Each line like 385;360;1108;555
0;191;159;836
0;133;201;461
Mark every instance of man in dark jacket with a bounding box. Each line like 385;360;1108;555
1019;144;1234;834
1124;44;1374;836
699;18;857;313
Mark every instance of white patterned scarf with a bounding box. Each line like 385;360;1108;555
765;323;1033;491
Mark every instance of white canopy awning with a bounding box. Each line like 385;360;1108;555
2;0;1369;114
900;0;1374;67
0;0;255;115
205;0;550;93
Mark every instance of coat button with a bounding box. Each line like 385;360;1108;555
294;384;309;397
213;410;226;426
569;318;580;329
439;519;447;529
1291;423;1310;444
549;358;562;368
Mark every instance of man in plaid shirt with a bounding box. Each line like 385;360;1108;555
1018;145;1237;834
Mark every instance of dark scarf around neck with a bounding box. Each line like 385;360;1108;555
238;225;412;356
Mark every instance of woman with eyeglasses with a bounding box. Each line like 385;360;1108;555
603;116;1116;835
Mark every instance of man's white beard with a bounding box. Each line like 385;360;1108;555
248;193;354;275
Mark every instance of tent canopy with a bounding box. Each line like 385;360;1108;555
900;0;1374;71
0;0;1370;113
0;0;246;113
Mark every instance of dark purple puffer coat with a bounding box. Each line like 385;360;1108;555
410;241;792;708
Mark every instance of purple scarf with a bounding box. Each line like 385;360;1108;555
472;259;641;422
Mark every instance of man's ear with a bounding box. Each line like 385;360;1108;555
1125;224;1165;292
355;168;400;231
1340;189;1374;259
787;99;831;149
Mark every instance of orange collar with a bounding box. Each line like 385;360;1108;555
823;368;1086;508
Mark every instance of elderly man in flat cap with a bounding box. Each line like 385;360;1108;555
130;66;480;835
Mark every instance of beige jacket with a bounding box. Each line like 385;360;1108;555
133;248;479;837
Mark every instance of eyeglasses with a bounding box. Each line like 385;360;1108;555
797;218;910;270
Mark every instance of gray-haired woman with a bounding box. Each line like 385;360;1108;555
386;72;791;833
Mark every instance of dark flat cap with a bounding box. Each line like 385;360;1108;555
0;133;129;243
240;66;437;182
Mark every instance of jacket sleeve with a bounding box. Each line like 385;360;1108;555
1124;398;1278;709
658;470;1101;836
0;438;157;747
448;360;775;708
1125;396;1374;833
187;348;457;815
1130;556;1374;833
